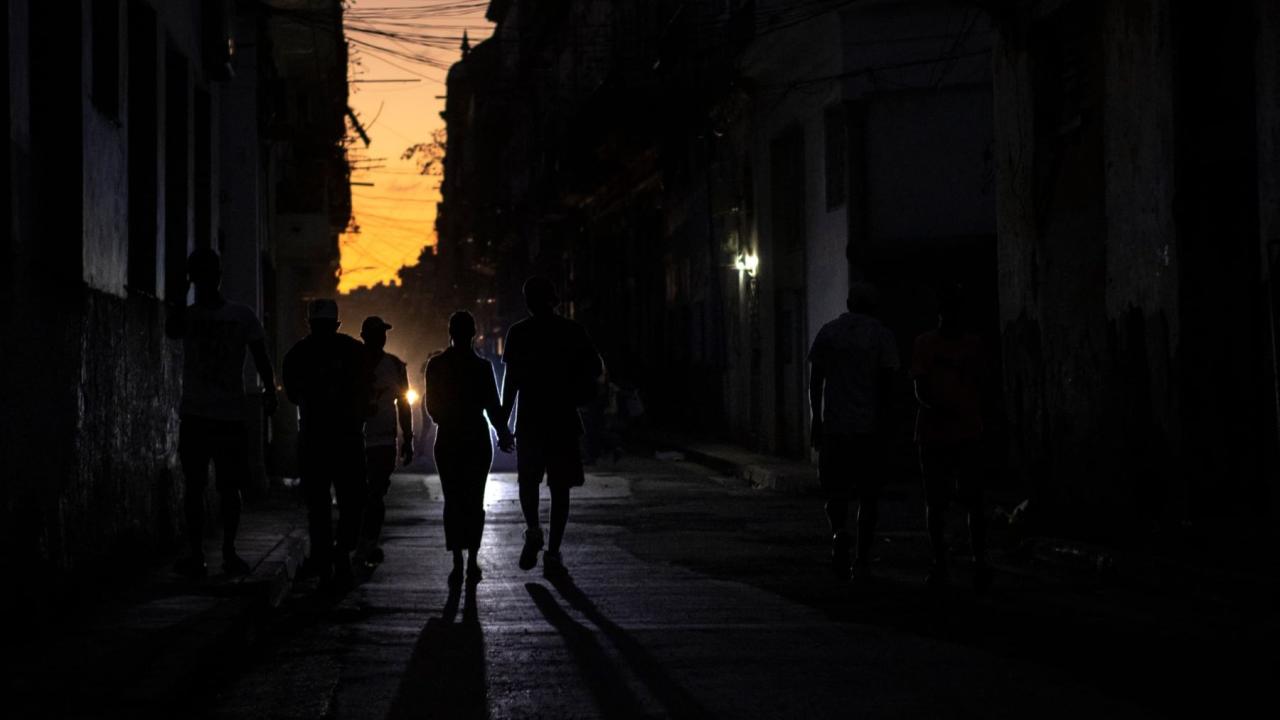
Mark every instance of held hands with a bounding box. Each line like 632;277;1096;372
497;430;516;453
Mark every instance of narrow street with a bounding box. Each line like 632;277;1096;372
193;457;1247;719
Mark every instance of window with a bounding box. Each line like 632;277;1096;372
91;0;121;119
824;104;847;210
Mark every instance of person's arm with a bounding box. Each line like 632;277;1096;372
808;360;824;450
499;368;519;442
396;361;413;464
483;361;514;452
249;339;277;415
910;335;940;414
281;348;301;406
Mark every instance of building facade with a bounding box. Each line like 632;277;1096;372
0;0;350;600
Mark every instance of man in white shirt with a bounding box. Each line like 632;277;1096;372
808;283;899;583
167;248;277;578
357;316;413;565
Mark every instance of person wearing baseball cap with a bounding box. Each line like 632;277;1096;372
355;315;413;567
283;298;370;590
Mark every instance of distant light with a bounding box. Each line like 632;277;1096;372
405;389;420;405
735;253;759;277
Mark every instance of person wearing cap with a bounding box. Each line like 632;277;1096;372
425;311;512;587
282;298;370;589
500;277;603;576
356;315;413;567
808;282;900;584
166;248;278;578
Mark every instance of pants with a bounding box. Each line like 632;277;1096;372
360;445;397;548
178;416;248;554
299;431;366;566
179;416;248;492
435;426;492;552
920;441;987;563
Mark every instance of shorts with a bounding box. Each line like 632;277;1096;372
517;433;585;489
178;415;249;492
818;433;887;500
920;442;983;506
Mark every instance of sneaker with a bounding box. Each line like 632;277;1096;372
222;552;252;577
519;528;544;571
542;551;566;579
174;555;208;579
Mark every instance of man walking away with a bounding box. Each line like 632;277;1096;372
283;299;369;590
808;283;899;583
357;316;413;567
501;277;603;576
912;283;991;591
167;248;277;578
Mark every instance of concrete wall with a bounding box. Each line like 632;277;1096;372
0;0;264;599
991;0;1279;537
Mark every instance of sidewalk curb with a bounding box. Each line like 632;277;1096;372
8;521;309;717
665;441;821;496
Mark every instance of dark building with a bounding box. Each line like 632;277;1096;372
439;0;1280;542
0;0;350;600
988;0;1280;538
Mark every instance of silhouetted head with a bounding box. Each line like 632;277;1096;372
449;310;477;346
937;282;968;331
847;282;879;314
523;276;559;316
307;298;340;335
361;316;391;351
187;248;222;296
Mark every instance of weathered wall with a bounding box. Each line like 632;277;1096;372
992;1;1174;535
992;0;1279;537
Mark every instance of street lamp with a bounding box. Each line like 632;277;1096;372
735;252;759;277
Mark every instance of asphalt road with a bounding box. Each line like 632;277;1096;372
196;456;1262;719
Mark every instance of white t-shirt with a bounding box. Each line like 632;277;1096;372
807;312;899;435
365;352;408;447
180;300;265;422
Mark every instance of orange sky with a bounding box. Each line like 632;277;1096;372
338;1;495;293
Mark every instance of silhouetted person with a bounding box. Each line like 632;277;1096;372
282;299;369;589
913;283;990;591
357;316;413;567
425;311;512;587
808;283;899;582
166;248;277;578
501;277;603;575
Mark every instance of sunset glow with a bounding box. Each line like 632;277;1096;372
338;1;494;293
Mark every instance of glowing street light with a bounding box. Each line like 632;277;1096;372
735;253;759;277
405;388;420;405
